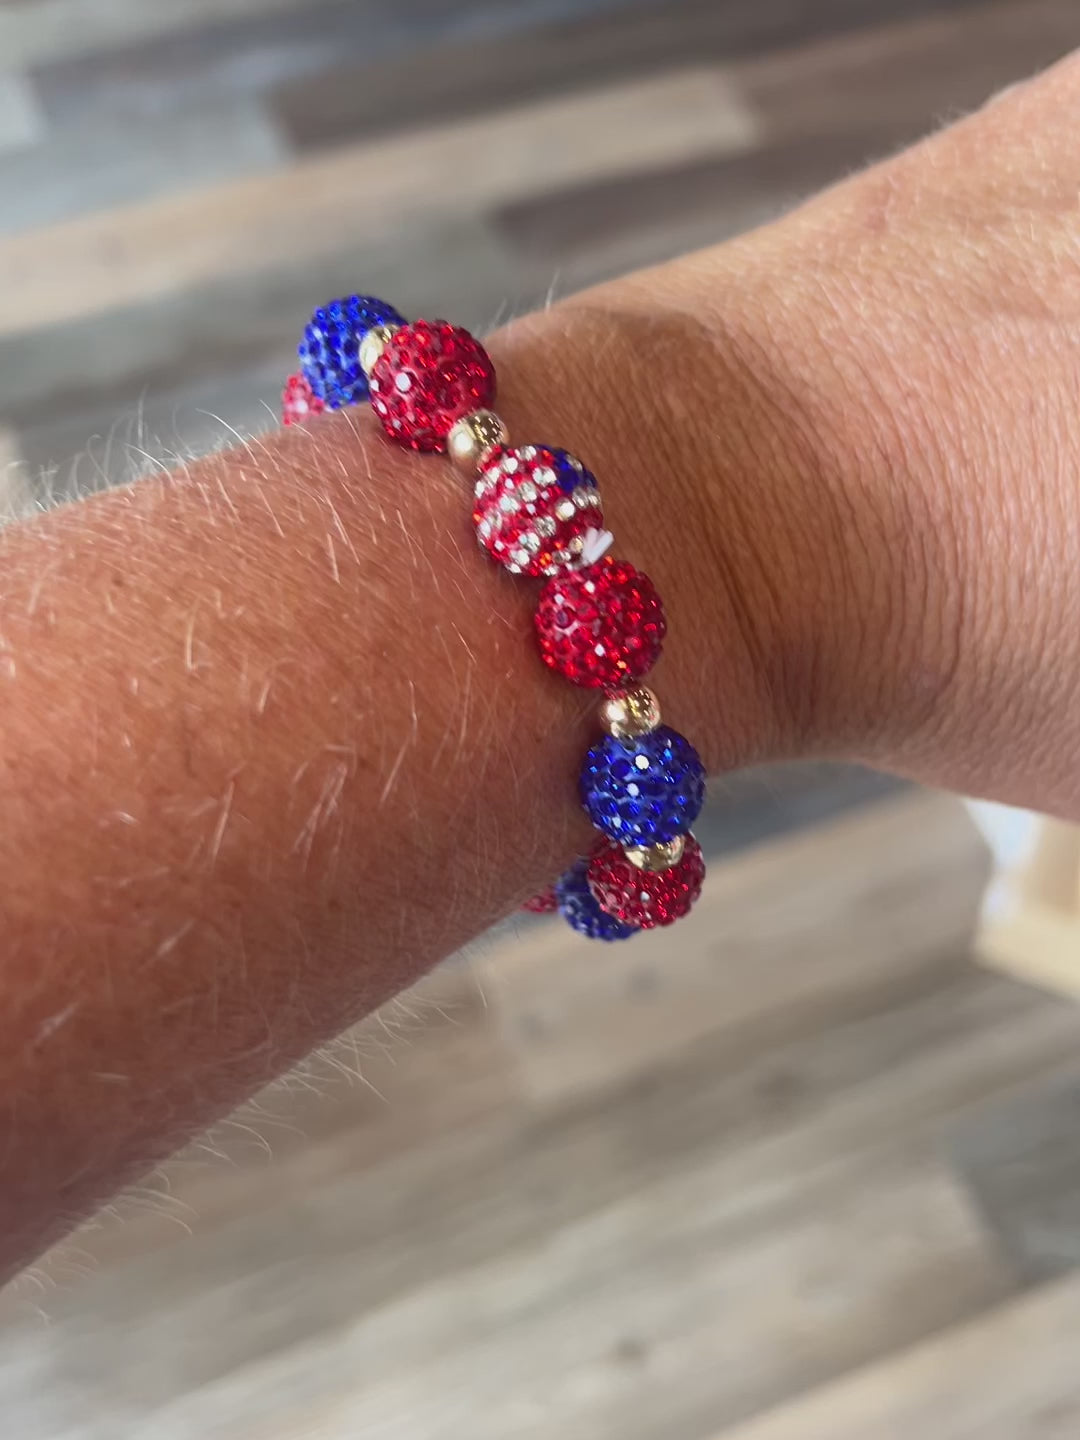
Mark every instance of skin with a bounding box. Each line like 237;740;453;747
2;56;1080;1282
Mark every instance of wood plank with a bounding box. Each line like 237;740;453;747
976;904;1080;1003
1;0;310;68
480;792;989;1104
0;67;757;338
494;0;1080;285
949;1070;1080;1283
0;69;43;152
0;424;33;521
25;0;656;117
110;1146;1012;1440
710;1273;1080;1439
270;0;987;153
494;124;908;296
738;0;1080;145
5;963;1075;1417
690;762;904;859
0;99;287;236
4;796;1080;1432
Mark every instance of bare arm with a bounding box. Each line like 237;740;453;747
3;55;1080;1279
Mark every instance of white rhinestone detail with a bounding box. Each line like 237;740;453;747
535;515;557;538
521;532;541;553
395;372;412;392
518;481;538;503
580;528;615;565
555;499;575;521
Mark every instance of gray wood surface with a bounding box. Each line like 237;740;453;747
3;793;1080;1437
949;1073;1080;1283
5;0;1080;496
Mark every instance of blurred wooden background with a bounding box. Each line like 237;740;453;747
2;0;1080;499
3;1;1080;1437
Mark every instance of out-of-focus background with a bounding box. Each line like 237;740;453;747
4;1;1080;1437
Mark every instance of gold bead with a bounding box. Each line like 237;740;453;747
599;686;661;740
624;835;686;873
358;323;400;377
447;409;509;470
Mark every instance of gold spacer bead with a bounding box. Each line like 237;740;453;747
359;323;401;378
447;409;509;470
624;835;686;873
599;686;662;740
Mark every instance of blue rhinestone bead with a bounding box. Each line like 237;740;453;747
299;295;406;409
581;724;706;846
555;858;638;941
547;447;598;496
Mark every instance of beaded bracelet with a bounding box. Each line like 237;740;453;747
282;295;707;941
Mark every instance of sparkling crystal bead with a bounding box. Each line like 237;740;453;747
534;556;666;689
299;295;405;409
368;320;496;452
555;858;639;941
521;886;558;914
473;445;603;576
587;834;705;929
282;372;325;427
580;725;705;846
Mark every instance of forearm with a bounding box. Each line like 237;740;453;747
4;54;1080;1279
0;288;793;1276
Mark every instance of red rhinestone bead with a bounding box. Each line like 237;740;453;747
534;556;666;689
368;319;496;452
474;445;604;576
587;835;705;929
522;886;559;914
282;372;325;426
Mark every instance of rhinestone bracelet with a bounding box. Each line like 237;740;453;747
282;296;707;941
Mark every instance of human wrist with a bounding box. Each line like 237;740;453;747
484;283;810;780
